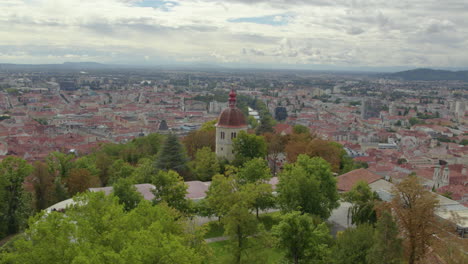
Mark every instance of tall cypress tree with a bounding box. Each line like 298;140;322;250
367;211;403;264
0;157;33;237
154;134;190;179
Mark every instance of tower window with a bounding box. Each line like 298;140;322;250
221;132;225;139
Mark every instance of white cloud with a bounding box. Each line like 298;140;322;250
0;0;467;68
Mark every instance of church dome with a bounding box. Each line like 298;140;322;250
216;90;247;128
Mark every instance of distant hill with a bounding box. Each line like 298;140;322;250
386;68;468;81
62;61;107;67
0;62;113;71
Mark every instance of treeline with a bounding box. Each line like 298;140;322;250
1;150;459;263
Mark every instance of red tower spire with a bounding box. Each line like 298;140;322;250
228;89;236;108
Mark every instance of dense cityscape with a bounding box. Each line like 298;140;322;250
1;66;466;199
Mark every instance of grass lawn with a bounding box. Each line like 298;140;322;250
208;240;285;264
204;221;224;239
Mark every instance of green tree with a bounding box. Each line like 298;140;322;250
236;158;274;218
205;174;238;219
31;161;55;210
408;117;423;126
119;144;142;165
222;195;259;264
46;151;74;201
237;158;271;185
333;224;375;264
200;119;217;131
342;181;380;225
131;158;157;184
74;155;100;180
460;139;468;146
191;147;220;181
1;192;207;263
0;157;33;238
152;170;192;214
132;133;165;156
66;168;100;196
241;182;275;219
247;115;259;129
206;172;271;263
232;131;267;166
391;174;439;264
46;151;74;179
264;132;288;175
95;151;113;186
113;177;143;211
293;124;309;135
273;211;332;264
155;133;190;179
108;159;135;184
306;139;343;173
397;158;407;165
277;155;339;219
256;114;274;135
367;211;403;264
182;129;216;159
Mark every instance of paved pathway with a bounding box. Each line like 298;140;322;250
204;236;229;243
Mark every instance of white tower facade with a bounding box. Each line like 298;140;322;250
215;90;248;161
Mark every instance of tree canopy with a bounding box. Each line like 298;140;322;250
276;155;339;219
1;192;208;264
367;210;403;264
236;158;271;185
273;211;332;264
155;134;190;179
151;170;192;215
333;224;375;264
391;174;439;264
342;181;380;225
0;157;33;237
191;147;219;181
113;177;143;211
232;131;267;166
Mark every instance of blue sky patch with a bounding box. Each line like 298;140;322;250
228;14;292;26
134;0;178;11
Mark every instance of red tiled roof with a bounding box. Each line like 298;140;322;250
414;168;434;180
216;107;247;128
337;168;382;192
274;124;292;135
437;185;468;201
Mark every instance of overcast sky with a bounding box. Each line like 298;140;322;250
1;0;467;70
